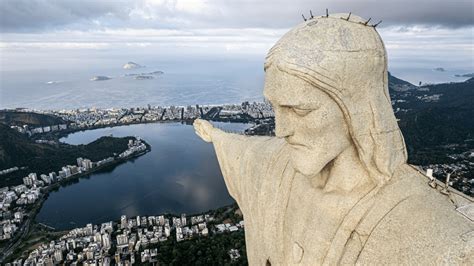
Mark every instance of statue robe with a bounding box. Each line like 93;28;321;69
212;132;473;265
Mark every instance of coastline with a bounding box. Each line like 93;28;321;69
0;142;151;263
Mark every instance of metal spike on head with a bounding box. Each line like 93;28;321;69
345;12;351;21
325;8;329;17
372;20;382;27
302;14;307;21
310;10;314;19
363;17;372;25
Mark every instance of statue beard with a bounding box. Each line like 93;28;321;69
289;146;335;188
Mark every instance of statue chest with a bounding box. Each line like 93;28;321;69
285;174;352;264
257;170;363;265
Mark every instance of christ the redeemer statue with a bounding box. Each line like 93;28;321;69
194;13;473;265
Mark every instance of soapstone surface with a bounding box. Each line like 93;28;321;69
194;13;473;265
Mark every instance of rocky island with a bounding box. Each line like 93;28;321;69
90;76;111;81
122;62;143;70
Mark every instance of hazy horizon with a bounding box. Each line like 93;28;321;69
1;0;473;109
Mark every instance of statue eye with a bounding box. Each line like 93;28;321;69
292;108;312;116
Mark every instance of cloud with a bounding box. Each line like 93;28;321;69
1;0;473;32
0;27;284;55
0;0;130;32
1;0;472;75
1;25;471;64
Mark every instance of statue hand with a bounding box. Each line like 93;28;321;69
193;119;215;143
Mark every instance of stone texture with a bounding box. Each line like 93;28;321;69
194;13;473;265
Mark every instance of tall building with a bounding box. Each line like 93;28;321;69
102;233;111;250
23;176;33;186
82;159;93;170
157;215;165;226
77;158;83;167
54;250;63;263
28;173;37;181
116;234;128;246
49;172;57;182
120;215;127;229
94;232;102;243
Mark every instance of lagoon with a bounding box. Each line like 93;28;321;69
36;122;249;230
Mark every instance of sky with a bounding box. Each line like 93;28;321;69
0;0;473;82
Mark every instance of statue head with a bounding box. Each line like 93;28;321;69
263;13;407;186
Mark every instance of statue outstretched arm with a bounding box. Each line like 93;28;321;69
193;119;281;205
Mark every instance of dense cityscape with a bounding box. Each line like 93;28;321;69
0;138;149;262
19;211;244;265
9;102;274;137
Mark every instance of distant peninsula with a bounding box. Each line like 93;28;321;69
134;75;154;80
125;70;164;80
123;61;143;69
454;73;474;78
125;70;163;76
90;76;111;81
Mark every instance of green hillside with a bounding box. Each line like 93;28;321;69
0;124;134;187
0;111;65;127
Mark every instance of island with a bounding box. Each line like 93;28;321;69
90;76;111;81
122;62;143;70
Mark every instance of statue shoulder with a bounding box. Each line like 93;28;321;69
215;135;288;199
240;137;289;175
356;169;474;264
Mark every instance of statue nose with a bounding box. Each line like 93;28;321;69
274;107;294;138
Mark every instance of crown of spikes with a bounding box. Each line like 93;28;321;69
302;9;382;28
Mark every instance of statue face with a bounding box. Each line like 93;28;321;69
264;66;352;177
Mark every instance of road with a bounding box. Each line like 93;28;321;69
0;200;39;263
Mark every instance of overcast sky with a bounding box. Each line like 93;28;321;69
1;0;473;76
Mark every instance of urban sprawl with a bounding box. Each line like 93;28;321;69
20;212;244;265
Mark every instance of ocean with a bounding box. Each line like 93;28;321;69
1;54;470;110
0;55;266;110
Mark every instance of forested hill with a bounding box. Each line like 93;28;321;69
0;124;135;187
391;77;474;173
0;111;65;127
388;71;417;91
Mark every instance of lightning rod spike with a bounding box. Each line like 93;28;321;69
364;18;372;25
373;20;382;27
